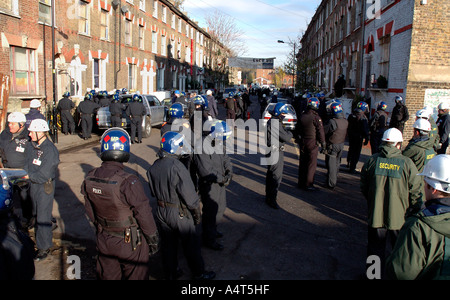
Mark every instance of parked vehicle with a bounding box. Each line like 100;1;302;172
222;87;237;99
96;94;167;138
262;102;297;131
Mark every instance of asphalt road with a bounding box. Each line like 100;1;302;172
33;95;371;280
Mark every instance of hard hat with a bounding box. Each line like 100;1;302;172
307;97;320;110
210;120;232;141
174;90;180;95
30;99;41;108
160;131;185;155
169;103;184;119
377;101;387;111
413;118;431;132
272;103;289;117
28;119;49;132
418;154;450;193
416;109;430;120
438;102;449;110
357;101;368;112
100;128;131;163
7;112;26;124
382;128;403;143
207;90;213;96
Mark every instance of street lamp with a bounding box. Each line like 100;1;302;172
278;40;296;96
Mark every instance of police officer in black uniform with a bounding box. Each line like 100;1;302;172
126;94;146;144
389;95;409;134
324;102;348;189
161;103;189;136
0;112;32;227
296;97;325;191
109;93;125;128
82;128;159;280
369;101;388;154
265;103;293;209
57;92;76;135
193;121;232;250
347;101;370;173
77;93;100;140
147;131;215;280
24;119;60;261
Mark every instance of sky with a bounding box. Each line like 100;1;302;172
182;0;321;68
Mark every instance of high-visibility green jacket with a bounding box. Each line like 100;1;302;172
360;144;423;230
386;198;450;280
402;136;436;173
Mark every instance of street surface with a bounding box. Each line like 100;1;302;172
34;95;370;280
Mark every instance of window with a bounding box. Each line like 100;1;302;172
100;10;109;40
39;0;51;25
139;0;145;11
379;35;391;80
125;20;132;45
153;0;158;18
178;18;182;33
78;1;90;35
128;63;137;91
161;36;167;56
171;13;175;29
139;25;145;50
162;6;167;23
185;46;191;63
10;47;36;95
93;59;100;88
152;31;158;54
186;24;189;38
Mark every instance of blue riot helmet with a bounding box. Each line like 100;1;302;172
112;93;120;103
228;91;235;98
63;91;71;98
169;103;184;119
84;93;92;101
193;95;206;110
272;103;290;117
330;102;343;115
394;95;403;104
122;88;128;94
100;128;131;163
160;131;185;155
132;94;142;102
307;97;320;110
210;120;232;141
181;92;186;97
377;101;387;111
357;101;368;112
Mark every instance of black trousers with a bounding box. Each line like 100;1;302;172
265;150;284;202
347;136;363;171
130;116;143;142
367;227;399;278
298;139;318;188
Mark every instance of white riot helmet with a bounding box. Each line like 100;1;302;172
418;154;450;193
30;99;41;108
382;128;403;143
7;112;26;124
413;118;431;132
28;119;49;132
416;109;430;120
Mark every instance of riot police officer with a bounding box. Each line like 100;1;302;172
389;95;409;134
265;103;293;208
57;92;76;135
0;168;35;280
194;121;232;250
23;119;60;261
347;101;370;173
109;93;125;128
296;97;325;191
324;102;348;189
81;128;159;280
161;103;189;136
126;94;146;144
147;131;215;280
77;93;100;140
369;101;388;154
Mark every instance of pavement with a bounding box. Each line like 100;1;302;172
50;130;102;153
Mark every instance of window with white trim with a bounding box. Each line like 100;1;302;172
128;63;137;91
162;5;167;23
78;1;90;35
161;35;167;56
100;10;109;40
10;47;36;95
153;0;158;18
139;25;145;50
152;31;158;54
139;0;145;11
39;0;51;25
125;19;132;45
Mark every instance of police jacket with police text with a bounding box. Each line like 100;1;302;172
24;138;59;184
82;161;157;239
360;144;423;230
386;198;450;280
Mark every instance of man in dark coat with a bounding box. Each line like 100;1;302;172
389;95;409;134
77;94;100;140
109;93;125;128
126;94;146;144
57;92;76;135
347;101;370;173
437;102;450;154
369;101;388;154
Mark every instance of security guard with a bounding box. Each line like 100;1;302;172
82;128;159;280
402;118;436;173
324;102;348;189
265;103;293;208
77;93;100;140
0;112;32;227
369;101;388;154
57;92;76;135
386;154;450;280
416;107;440;152
126;94;146;144
194;121;232;250
296;97;325;191
109;93;125;128
347;101;370;174
0;168;35;280
23;119;60;261
360;128;423;277
147;131;215;280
